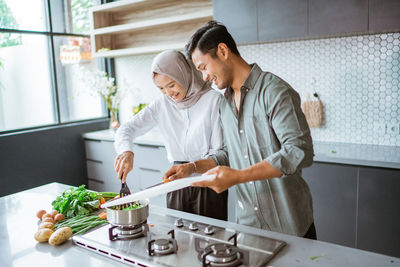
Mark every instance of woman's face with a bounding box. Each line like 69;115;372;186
153;73;186;102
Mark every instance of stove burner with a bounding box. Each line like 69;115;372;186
148;229;178;256
196;233;249;267
108;221;149;241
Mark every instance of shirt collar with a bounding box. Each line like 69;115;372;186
224;63;263;99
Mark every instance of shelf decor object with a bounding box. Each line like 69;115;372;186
89;0;213;58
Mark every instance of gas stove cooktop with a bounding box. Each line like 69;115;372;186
72;210;286;267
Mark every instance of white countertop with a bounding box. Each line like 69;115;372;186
83;130;400;169
1;183;399;267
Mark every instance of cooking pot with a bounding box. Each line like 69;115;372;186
105;199;149;226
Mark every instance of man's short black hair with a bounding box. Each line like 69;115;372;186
185;20;240;60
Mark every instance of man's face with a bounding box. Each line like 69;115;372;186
191;47;231;89
153;73;186;102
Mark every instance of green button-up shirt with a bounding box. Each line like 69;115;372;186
210;64;314;236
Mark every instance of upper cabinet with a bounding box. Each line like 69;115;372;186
214;0;400;45
90;0;213;58
369;0;400;33
213;0;258;44
308;0;368;37
257;0;308;42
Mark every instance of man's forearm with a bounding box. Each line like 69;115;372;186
193;158;217;174
237;160;282;183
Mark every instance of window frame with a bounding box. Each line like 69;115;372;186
0;0;114;135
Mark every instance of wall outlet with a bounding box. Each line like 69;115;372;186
386;123;400;136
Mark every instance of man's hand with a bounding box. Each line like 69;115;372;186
114;151;134;183
163;163;195;181
191;166;242;193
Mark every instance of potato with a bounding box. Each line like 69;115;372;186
36;210;47;220
50;210;59;219
34;228;54;242
38;222;54;230
54;213;65;223
48;227;72;246
42;217;55;224
42;213;53;220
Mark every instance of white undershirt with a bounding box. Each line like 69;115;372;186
114;89;223;162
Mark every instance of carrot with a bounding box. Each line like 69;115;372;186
98;211;107;220
100;197;105;205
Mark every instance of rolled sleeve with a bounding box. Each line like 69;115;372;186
208;147;229;166
264;85;313;176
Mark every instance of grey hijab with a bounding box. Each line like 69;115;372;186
151;50;211;109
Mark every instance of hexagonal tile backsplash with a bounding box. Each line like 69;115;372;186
115;32;400;146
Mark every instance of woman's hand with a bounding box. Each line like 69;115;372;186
163;163;195;181
114;151;134;183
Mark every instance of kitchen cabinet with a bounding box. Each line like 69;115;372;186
84;139;171;207
369;0;400;32
308;0;368;37
214;0;399;45
303;162;400;258
90;0;212;57
213;0;258;44
303;163;358;248
257;0;308;42
357;167;400;257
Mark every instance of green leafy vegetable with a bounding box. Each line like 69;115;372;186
51;185;100;218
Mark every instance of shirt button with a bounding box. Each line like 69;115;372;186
244;155;248;159
246;89;249;92
254;207;258;211
239;129;244;134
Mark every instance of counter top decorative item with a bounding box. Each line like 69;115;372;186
79;67;123;129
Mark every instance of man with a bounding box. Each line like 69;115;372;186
163;21;316;239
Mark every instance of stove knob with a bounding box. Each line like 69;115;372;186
174;218;184;228
189;222;198;231
204;225;214;235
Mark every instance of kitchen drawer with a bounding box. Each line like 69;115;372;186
137;168;163;190
87;160;107;181
85;140;116;163
88;179;105;192
133;144;171;172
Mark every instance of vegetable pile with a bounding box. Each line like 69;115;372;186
55;214;108;235
51;185;118;218
34;209;72;246
34;185;119;245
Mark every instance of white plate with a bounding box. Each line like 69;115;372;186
101;174;216;209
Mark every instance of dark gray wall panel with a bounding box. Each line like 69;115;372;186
309;0;368;36
257;0;308;42
0;120;108;196
369;0;400;32
213;0;258;44
357;167;400;258
303;163;357;247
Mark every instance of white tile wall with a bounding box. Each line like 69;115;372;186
115;32;400;146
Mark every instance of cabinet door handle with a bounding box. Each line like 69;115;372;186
138;167;161;173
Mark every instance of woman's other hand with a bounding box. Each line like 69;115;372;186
115;151;134;183
163;163;195;181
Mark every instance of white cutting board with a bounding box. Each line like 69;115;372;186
101;174;216;209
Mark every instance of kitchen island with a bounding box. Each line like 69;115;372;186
1;182;399;267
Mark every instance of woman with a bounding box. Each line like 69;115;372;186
114;50;228;220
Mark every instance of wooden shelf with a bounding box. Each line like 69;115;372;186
90;0;213;58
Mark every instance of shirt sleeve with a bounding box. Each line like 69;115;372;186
208;95;229;166
114;99;159;155
264;82;314;176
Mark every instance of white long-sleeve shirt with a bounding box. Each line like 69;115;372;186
114;89;223;162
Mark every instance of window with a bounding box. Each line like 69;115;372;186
0;0;111;133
